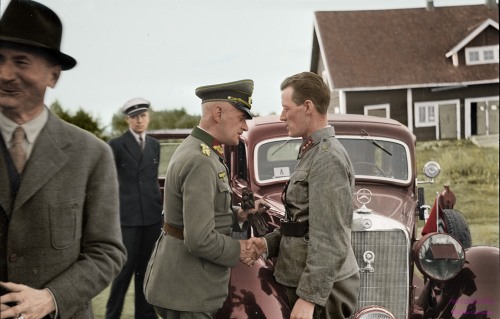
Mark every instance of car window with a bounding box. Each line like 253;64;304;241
158;142;183;177
339;137;410;183
254;136;411;184
254;138;302;183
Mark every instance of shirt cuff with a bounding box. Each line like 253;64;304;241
45;288;58;318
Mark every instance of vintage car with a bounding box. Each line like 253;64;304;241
149;114;499;319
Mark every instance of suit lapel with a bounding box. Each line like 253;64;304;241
0;139;12;217
13;114;69;211
123;130;142;162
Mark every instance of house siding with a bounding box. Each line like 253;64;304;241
344;89;407;123
339;84;498;141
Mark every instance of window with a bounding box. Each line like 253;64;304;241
465;45;499;65
254;138;301;183
254;136;411;184
364;104;390;118
415;103;437;127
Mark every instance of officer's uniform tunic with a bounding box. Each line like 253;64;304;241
144;127;241;313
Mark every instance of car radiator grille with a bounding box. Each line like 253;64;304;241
351;229;409;319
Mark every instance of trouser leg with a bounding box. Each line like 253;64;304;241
135;222;161;319
283;272;360;319
106;226;138;319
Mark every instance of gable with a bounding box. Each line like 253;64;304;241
446;18;499;66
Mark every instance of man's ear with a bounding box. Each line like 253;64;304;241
48;66;61;89
304;100;314;114
213;104;223;123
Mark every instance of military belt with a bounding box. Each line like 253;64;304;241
162;223;184;240
280;220;309;237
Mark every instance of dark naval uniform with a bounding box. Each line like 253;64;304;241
106;98;162;319
265;126;360;319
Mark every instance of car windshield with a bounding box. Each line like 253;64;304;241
254;136;411;184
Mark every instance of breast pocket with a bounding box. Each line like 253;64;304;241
49;200;82;249
214;178;231;213
287;170;309;206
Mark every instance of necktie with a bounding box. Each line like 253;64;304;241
139;135;144;151
10;126;27;173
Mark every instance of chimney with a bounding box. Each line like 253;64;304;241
426;0;435;11
485;0;498;9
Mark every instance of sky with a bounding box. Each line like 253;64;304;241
0;0;488;130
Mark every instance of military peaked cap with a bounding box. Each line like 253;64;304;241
195;79;254;119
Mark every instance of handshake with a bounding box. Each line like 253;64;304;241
239;237;267;267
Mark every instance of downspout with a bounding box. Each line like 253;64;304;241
339;90;346;114
407;88;413;132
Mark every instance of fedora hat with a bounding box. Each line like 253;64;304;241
0;0;76;70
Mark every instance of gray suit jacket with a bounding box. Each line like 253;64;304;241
0;112;126;318
265;126;359;307
144;127;240;312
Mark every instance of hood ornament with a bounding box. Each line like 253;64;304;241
355;188;373;213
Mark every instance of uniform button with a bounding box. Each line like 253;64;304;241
9;254;17;262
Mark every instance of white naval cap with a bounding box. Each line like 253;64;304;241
121;97;150;116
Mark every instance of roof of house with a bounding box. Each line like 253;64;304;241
312;5;499;90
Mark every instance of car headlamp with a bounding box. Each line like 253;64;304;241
354;306;395;319
413;232;465;281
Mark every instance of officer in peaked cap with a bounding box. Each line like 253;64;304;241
195;79;254;119
121;97;151;116
144;79;259;319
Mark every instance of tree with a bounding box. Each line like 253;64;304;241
49;101;107;140
111;107;200;136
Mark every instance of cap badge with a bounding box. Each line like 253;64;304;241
228;96;251;108
200;143;211;157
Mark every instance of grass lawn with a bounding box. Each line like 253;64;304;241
92;284;135;319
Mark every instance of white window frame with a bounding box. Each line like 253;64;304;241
414;102;437;127
465;45;499;65
364;103;390;118
464;96;500;138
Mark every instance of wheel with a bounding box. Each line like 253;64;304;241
353;162;386;177
438;209;472;248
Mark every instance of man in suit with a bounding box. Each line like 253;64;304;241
0;0;126;318
106;98;163;319
144;80;259;319
249;72;360;319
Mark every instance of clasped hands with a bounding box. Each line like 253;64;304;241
239;237;267;267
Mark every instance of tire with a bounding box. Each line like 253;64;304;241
439;209;472;248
